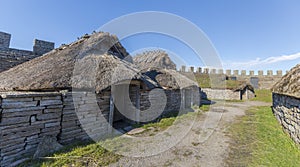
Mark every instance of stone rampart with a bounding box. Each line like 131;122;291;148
0;31;55;72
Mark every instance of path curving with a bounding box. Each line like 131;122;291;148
108;101;271;167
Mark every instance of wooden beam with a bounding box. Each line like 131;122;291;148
181;89;185;109
108;87;115;133
135;85;140;123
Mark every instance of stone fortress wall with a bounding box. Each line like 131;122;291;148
0;31;54;72
178;65;284;89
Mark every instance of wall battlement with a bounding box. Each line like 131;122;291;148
0;31;55;72
178;65;284;77
0;32;11;48
178;65;283;89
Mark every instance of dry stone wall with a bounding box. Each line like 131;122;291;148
201;88;241;100
0;88;200;166
0;91;111;167
272;93;300;145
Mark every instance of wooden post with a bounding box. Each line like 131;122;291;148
108;86;115;133
135;85;140;123
181;89;185;109
190;89;194;107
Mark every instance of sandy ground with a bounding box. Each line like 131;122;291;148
108;101;271;167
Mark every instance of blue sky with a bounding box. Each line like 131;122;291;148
1;0;300;74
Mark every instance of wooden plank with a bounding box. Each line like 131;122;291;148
135;85;140;123
108;86;114;133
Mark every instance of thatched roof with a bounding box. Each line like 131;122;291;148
0;32;156;92
272;64;300;98
234;83;254;92
72;54;157;92
142;67;198;90
133;50;176;70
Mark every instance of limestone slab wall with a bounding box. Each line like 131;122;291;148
0;88;200;166
0;91;111;166
201;88;241;100
272;93;300;145
139;88;200;123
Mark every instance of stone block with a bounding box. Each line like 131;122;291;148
40;100;62;106
2;106;45;113
37;112;61;120
2;97;33;103
43;108;62;113
2;110;41;118
2;101;38;109
0;116;29;126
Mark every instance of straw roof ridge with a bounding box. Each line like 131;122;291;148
133;50;176;70
141;67;198;90
272;64;300;98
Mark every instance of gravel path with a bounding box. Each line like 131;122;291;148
108;101;271;167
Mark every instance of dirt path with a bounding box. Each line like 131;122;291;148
108;101;271;167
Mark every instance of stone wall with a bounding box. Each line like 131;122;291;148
0;32;11;49
272;93;300;145
0;31;55;72
0;91;111;166
0;88;200;166
201;88;241;100
179;66;283;89
0;48;40;72
33;39;55;55
139;89;182;122
139;88;200;123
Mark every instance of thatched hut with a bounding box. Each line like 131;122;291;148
234;83;255;100
0;32;158;141
133;50;200;122
272;64;300;145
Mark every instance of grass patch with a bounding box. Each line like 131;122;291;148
141;111;200;130
194;74;244;89
199;104;210;112
226;106;300;166
251;89;272;103
19;141;120;167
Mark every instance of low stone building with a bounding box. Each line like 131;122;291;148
0;32;200;166
272;64;300;145
201;84;255;100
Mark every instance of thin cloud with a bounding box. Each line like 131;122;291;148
224;52;300;69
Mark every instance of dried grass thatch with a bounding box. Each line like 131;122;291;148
0;32;156;92
142;67;198;90
133;50;176;70
234;83;254;92
272;64;300;98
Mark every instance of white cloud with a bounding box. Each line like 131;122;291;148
224;52;300;69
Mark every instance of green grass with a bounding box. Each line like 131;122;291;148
19;141;120;167
199;104;210;112
226;106;300;166
251;89;272;103
194;74;244;89
141;111;200;130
